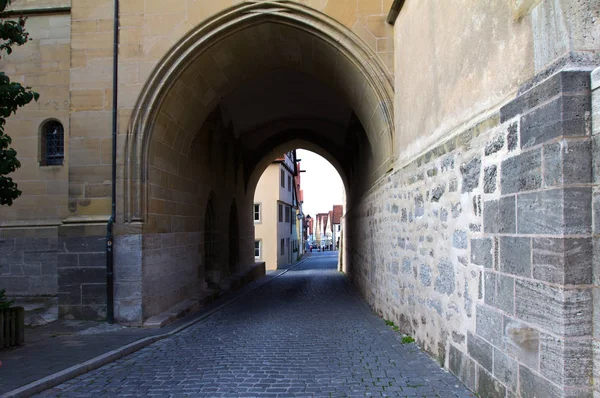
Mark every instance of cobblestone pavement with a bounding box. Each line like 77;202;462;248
37;253;474;397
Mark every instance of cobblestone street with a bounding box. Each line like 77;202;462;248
37;253;473;397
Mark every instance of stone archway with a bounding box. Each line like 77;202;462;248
122;1;394;223
116;1;395;324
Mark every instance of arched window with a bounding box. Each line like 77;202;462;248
40;120;64;166
228;201;239;274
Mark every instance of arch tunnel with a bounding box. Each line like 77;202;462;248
114;2;395;324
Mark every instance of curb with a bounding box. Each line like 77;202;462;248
3;253;313;398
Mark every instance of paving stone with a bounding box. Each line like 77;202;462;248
36;254;472;397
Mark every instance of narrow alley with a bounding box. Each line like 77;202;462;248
35;253;473;397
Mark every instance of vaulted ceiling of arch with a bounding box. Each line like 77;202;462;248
150;22;391;181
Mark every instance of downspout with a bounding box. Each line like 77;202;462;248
106;0;119;324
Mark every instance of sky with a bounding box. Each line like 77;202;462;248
296;149;344;218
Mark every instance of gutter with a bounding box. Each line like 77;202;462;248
106;0;119;324
386;0;405;25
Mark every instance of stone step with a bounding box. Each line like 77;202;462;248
142;291;220;329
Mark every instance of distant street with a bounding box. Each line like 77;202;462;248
37;252;473;397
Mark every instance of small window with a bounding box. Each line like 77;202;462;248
254;240;261;259
40;120;64;166
280;238;285;255
288;175;291;191
278;204;283;222
285;206;290;223
254;204;261;222
280;169;285;187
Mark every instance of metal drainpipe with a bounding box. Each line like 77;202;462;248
106;0;119;324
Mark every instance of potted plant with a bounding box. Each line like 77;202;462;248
0;288;24;348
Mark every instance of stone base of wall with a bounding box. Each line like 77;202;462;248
114;230;266;326
57;223;107;321
0;226;58;298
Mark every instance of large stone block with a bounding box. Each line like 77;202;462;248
501;149;542;194
484;271;496;306
517;188;592;235
15;238;57;252
515;279;592;337
593;189;600;235
484;196;516;234
499;236;531;277
449;345;477;391
532;238;592;285
58;268;105;290
520;94;591;149
467;332;493;372
471;238;493;268
540;334;593;387
496;274;515;314
543;139;592;187
519;365;562;398
500;71;591;122
81;284;107;305
58;235;106;253
493;348;518;393
476;304;503;346
504;316;540;369
477;367;506;398
0;238;15;252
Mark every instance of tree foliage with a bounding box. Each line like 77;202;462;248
0;0;39;206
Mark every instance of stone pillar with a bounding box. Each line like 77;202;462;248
592;67;600;398
476;69;595;397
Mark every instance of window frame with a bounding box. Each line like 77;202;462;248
39;119;65;167
254;240;261;259
253;203;261;223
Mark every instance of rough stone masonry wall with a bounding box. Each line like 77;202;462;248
591;67;600;397
347;69;595;398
